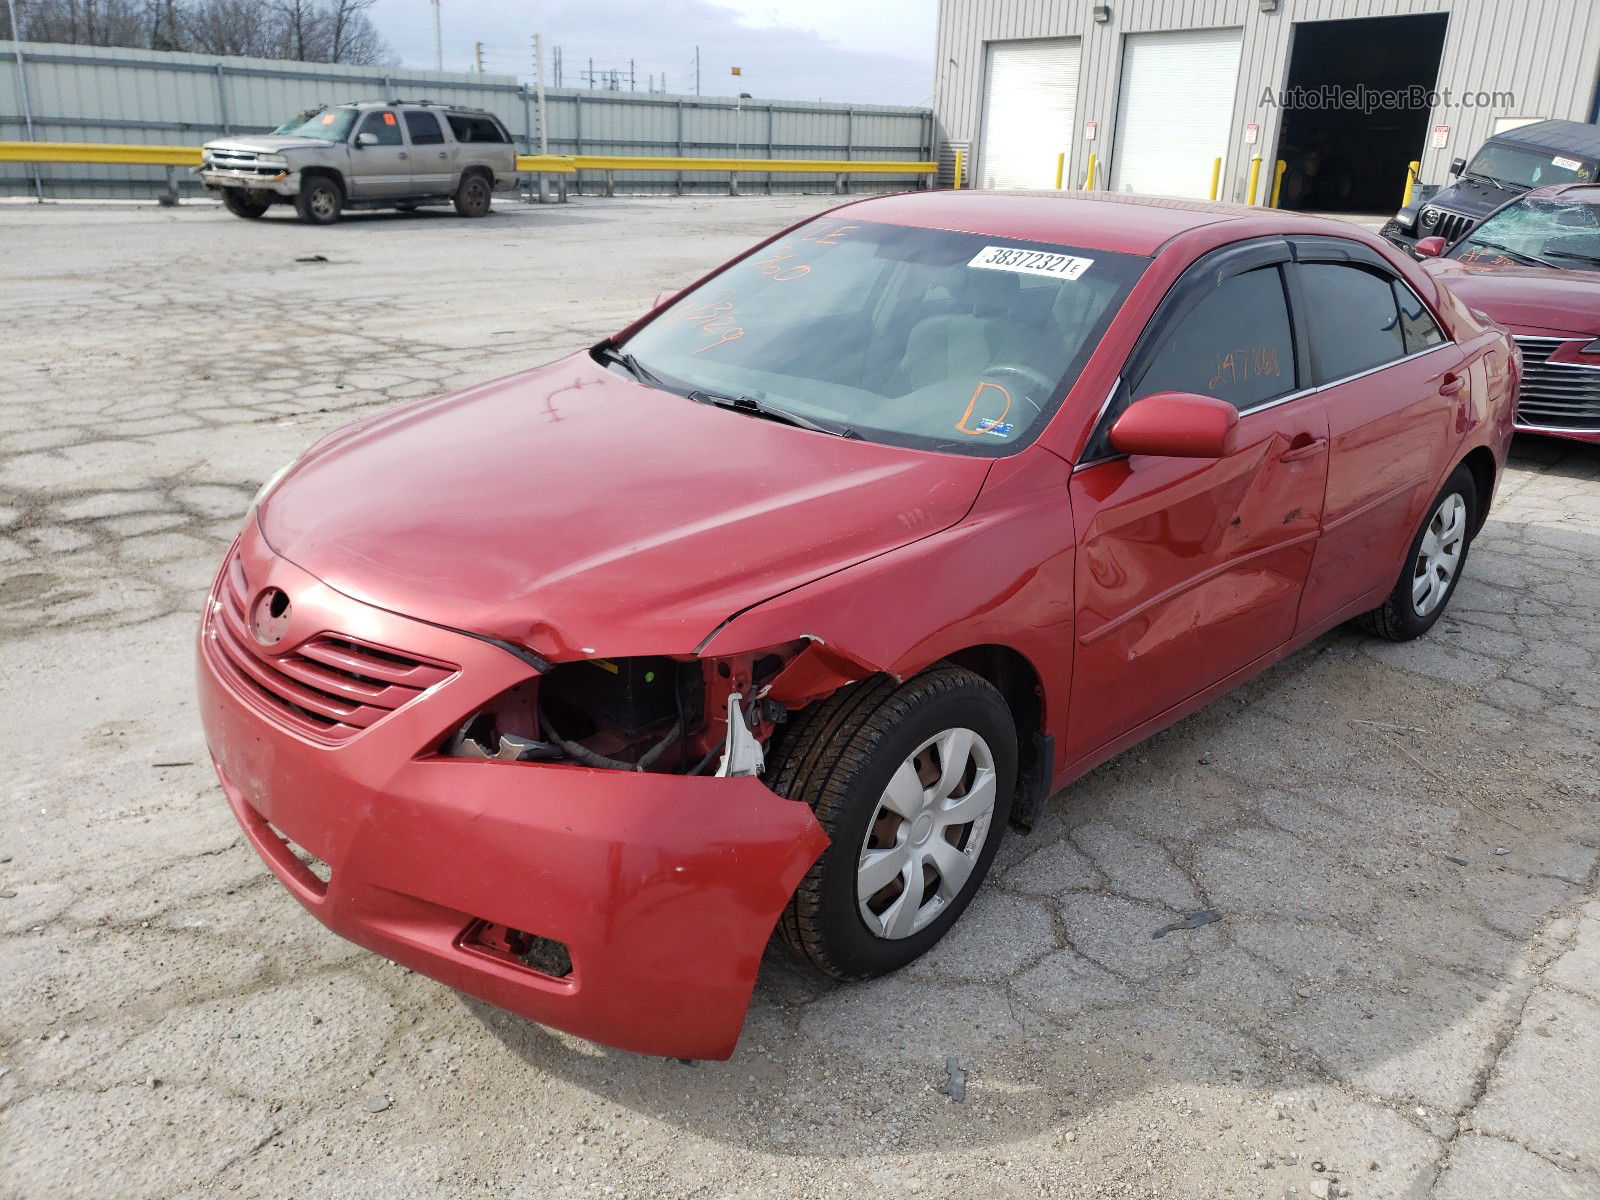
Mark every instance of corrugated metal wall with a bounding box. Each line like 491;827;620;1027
935;0;1600;205
0;40;933;198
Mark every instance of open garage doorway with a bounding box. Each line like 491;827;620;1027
1274;13;1448;213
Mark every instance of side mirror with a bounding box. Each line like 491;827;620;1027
1109;391;1239;459
355;131;376;148
653;288;679;309
1414;236;1447;259
1448;156;1466;177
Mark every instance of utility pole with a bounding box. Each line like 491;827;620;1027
473;41;483;75
587;56;594;89
629;58;635;91
553;46;562;88
694;45;701;96
533;33;549;203
430;0;442;71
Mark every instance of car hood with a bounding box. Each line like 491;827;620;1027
1423;258;1600;336
1426;176;1523;219
204;136;332;155
258;353;991;661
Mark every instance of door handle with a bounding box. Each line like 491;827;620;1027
397;151;408;159
438;151;448;158
1278;435;1327;463
1438;371;1464;396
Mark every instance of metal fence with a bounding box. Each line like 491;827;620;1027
0;40;934;198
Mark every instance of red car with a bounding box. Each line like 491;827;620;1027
199;192;1516;1059
1417;182;1600;444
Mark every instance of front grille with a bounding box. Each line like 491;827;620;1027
1513;336;1600;433
204;548;456;742
206;150;281;175
1420;205;1475;244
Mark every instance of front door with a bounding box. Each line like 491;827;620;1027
348;110;413;199
1066;245;1328;763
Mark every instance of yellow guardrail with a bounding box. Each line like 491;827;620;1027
0;141;934;179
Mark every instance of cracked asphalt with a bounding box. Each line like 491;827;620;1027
1;195;1596;1200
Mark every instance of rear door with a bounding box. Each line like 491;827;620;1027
402;109;454;194
1066;240;1329;762
348;110;412;199
1287;240;1464;631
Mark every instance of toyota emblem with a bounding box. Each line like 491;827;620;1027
251;587;292;646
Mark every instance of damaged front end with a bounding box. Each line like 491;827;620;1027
443;638;876;779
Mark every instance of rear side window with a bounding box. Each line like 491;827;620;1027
447;114;509;144
1132;266;1296;411
357;111;404;147
1392;280;1446;354
1296;263;1406;382
404;111;445;145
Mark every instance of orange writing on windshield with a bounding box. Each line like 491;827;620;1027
667;293;746;353
755;246;811;281
800;223;858;246
956;381;1012;436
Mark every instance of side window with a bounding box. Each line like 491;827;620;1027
357;111;404;147
1392;279;1446;354
447;114;509;144
1132;266;1295;411
1296;263;1406;382
404;111;445;146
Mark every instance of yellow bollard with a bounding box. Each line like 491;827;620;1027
1271;159;1287;207
1246;155;1262;205
1085;152;1097;191
1402;159;1421;207
953;146;963;190
1055;152;1065;190
1209;157;1222;201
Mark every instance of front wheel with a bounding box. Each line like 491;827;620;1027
295;177;343;225
221;189;270;219
453;172;492;218
769;665;1016;980
1356;464;1478;641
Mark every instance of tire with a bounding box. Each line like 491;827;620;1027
768;664;1016;980
295;176;343;225
221;189;270;219
1356;464;1478;641
453;172;492;218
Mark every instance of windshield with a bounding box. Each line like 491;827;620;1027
617;217;1145;456
1449;196;1600;271
1465;142;1594;189
271;107;359;142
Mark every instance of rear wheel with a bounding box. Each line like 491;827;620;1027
453;172;492;218
769;665;1016;980
1356;464;1478;641
221;189;270;219
295;176;343;225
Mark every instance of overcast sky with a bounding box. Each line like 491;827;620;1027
368;0;938;106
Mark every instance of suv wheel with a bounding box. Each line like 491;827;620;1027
768;665;1016;980
295;177;343;225
221;189;270;219
453;172;492;218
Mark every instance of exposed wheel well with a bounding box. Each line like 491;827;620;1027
461;165;493;186
300;167;345;197
1460;446;1496;532
942;644;1049;829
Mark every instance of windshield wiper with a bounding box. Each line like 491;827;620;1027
1462;239;1554;267
595;343;668;390
1543;248;1600;268
687;390;859;438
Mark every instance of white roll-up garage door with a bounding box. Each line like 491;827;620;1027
1110;28;1243;199
979;39;1080;190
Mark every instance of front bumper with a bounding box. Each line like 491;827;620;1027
197;520;828;1059
199;166;300;197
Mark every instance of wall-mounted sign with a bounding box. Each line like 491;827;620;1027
1432;124;1451;148
1085;120;1098;141
1244;122;1259;144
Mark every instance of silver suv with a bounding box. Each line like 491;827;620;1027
199;100;518;225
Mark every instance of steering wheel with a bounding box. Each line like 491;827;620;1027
982;364;1055;412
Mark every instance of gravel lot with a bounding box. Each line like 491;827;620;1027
1;194;1597;1200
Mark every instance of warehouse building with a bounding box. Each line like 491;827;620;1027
933;0;1600;212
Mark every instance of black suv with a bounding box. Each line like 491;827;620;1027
1383;119;1600;255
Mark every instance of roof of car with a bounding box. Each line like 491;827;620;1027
341;99;495;114
1525;182;1600;203
1490;119;1600;158
834;189;1374;257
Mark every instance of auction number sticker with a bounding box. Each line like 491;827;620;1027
969;245;1093;280
1552;155;1583;171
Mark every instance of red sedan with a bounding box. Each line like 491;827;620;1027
198;192;1516;1059
1416;182;1600;444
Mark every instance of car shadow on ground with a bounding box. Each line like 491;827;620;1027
462;439;1599;1167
